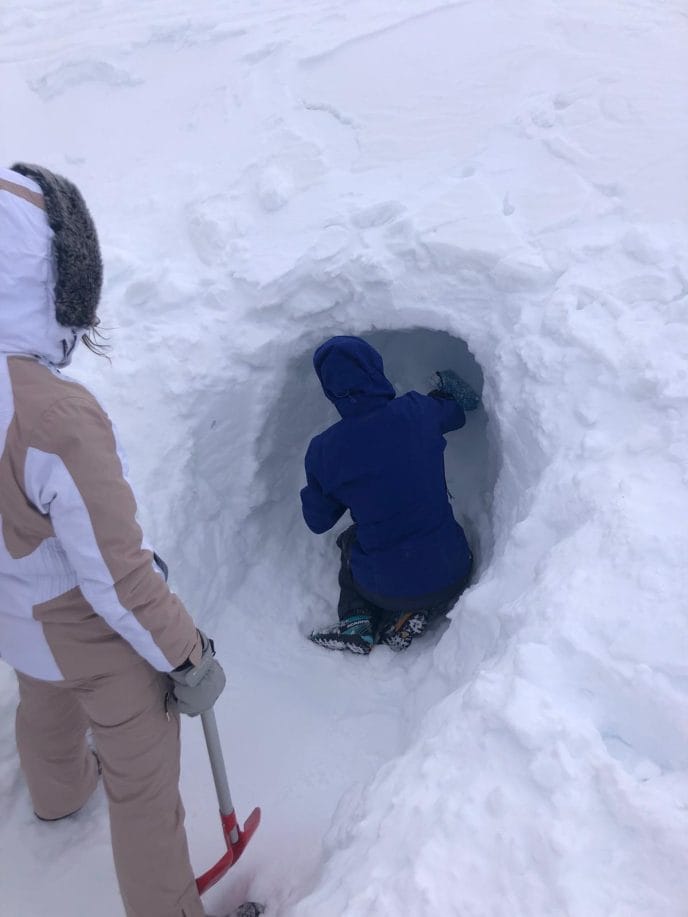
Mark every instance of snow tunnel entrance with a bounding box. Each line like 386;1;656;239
225;326;498;643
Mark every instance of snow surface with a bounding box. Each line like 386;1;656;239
1;1;688;915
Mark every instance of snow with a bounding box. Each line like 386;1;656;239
1;0;688;915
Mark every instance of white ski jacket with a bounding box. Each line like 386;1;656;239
0;168;200;681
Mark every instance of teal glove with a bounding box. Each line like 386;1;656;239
433;370;481;411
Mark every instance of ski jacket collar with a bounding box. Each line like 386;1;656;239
313;336;395;418
0;167;81;367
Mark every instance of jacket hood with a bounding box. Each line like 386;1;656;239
0;165;101;368
313;336;395;418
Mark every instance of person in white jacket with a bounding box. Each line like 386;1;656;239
0;163;225;917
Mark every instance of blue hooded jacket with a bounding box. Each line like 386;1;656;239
300;336;472;601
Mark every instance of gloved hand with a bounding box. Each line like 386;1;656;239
167;631;226;717
431;369;481;411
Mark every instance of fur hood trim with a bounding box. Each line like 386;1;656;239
11;163;102;329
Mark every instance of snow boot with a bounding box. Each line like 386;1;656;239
309;613;375;654
217;904;265;917
379;611;428;652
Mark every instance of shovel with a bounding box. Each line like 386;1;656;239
195;708;262;895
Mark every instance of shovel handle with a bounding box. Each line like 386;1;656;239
200;708;239;843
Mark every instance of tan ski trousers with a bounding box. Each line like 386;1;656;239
15;660;206;917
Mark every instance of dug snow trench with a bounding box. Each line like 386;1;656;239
174;319;500;915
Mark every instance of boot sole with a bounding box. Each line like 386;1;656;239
309;633;372;654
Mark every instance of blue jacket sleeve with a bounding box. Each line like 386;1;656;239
300;441;347;534
427;392;466;433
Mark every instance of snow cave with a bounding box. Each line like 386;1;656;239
181;325;495;647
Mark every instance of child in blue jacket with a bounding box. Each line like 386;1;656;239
301;336;478;653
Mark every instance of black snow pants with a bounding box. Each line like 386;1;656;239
335;524;472;632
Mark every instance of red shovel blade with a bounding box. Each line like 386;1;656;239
196;806;262;895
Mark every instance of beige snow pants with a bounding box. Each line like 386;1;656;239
15;660;206;917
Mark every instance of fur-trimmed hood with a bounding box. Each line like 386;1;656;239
0;165;102;367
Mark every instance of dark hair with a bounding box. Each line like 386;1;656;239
82;317;111;359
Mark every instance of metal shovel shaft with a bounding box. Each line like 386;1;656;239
195;706;261;895
201;708;239;844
